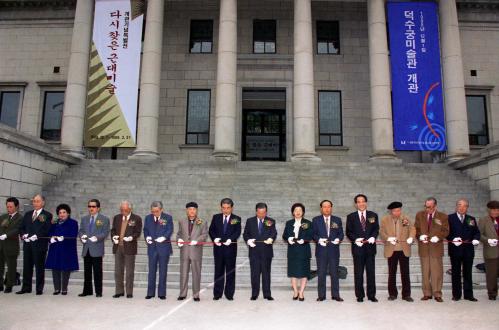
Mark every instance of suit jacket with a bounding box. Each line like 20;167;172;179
346;210;379;256
45;218;79;271
283;218;313;260
0;212;23;256
19;209;53;252
243;216;277;259
447;213;480;258
478;215;499;259
414;210;449;258
380;213;416;258
209;213;242;257
111;213;142;255
79;213;110;257
177;217;209;261
143;212;173;257
311;215;344;258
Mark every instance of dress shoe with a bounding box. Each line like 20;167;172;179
53;291;61;295
368;297;378;302
177;296;186;301
0;286;3;292
421;296;432;301
96;294;102;297
78;293;90;297
61;292;67;296
402;297;414;302
317;297;326;302
264;296;274;301
332;297;344;302
299;297;305;302
293;295;299;301
193;297;200;302
213;296;221;300
159;296;166;300
452;297;461;301
113;293;124;298
36;291;43;295
4;287;12;293
464;297;478;302
16;289;31;294
250;296;258;300
126;294;133;298
435;297;443;302
357;298;364;302
145;295;154;299
488;296;496;300
388;296;397;301
226;297;234;301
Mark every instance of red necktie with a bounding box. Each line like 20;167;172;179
495;217;499;236
428;213;433;232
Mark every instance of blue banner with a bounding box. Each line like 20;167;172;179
388;1;446;151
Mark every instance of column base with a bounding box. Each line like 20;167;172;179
369;151;402;164
60;147;86;159
128;150;160;162
291;152;321;162
212;150;238;160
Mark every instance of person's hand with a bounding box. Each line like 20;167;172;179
264;238;274;245
430;236;439;243
50;237;57;244
57;236;64;242
80;234;88;243
387;237;397;245
189;240;198;246
297;239;305;245
452;237;462;247
406;237;414;245
155;236;166;243
472;239;480;246
223;239;232;246
355;238;364;247
288;237;295;245
247;238;256;248
367;237;376;244
123;236;133;242
29;234;38;241
177;238;184;247
318;238;327;247
21;234;28;240
488;238;498;247
0;234;6;240
214;238;221;246
146;236;153;244
419;234;428;243
112;235;119;244
89;236;98;243
332;238;340;245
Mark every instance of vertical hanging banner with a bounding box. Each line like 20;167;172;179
387;1;446;151
84;0;145;147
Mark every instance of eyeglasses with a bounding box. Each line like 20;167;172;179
88;205;98;208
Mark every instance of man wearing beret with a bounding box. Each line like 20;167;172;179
447;199;480;301
478;200;499;300
414;197;449;302
177;202;208;301
380;201;416;302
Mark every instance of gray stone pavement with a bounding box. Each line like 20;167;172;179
0;286;497;330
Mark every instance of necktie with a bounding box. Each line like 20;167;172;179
361;213;366;232
32;211;37;221
325;217;330;237
223;216;228;234
495;218;499;236
89;216;95;233
155;217;158;223
258;218;262;235
428;213;433;231
460;214;464;223
189;220;194;235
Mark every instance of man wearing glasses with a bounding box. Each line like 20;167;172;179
78;199;110;297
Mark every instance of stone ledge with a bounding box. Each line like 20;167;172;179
450;142;499;170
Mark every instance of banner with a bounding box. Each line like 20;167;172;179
84;0;145;148
387;1;446;151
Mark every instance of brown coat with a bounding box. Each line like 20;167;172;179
414;210;449;258
478;215;499;259
111;213;142;255
380;213;416;258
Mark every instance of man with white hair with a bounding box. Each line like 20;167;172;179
111;200;142;298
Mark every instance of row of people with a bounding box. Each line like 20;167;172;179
0;195;497;302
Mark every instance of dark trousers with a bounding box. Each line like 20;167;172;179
450;254;474;299
213;252;237;299
52;270;71;292
353;253;376;299
114;246;136;295
82;251;103;295
316;254;340;298
249;256;272;298
0;251;17;288
21;245;47;293
147;252;169;297
387;251;411;298
484;257;499;298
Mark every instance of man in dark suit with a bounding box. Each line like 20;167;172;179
144;201;173;300
0;197;23;293
209;198;241;301
110;200;142;298
17;194;53;295
312;200;344;302
346;194;379;302
447;198;480;301
243;202;277;301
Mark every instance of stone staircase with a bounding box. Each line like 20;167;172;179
25;159;490;292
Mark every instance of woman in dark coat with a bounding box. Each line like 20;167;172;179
45;204;79;295
282;203;313;301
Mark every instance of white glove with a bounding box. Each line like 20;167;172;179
177;238;184;247
430;236;439;243
80;234;88;243
472;239;480;246
264;238;274;245
189;240;198;246
223;239;232;246
155;236;166;243
488;239;498;247
387;237;397;245
57;236;64;242
89;236;98;243
355;238;364;247
318;238;327;246
247;238;256;248
214;238;222;246
112;235;119;244
29;234;38;241
146;236;153;244
22;234;29;240
406;237;414;245
123;236;133;242
0;234;6;240
367;237;376;244
452;237;463;247
50;237;57;244
297;239;305;245
419;234;428;243
332;238;340;245
288;237;295;245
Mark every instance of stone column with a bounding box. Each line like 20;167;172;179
213;0;238;159
440;0;470;160
130;0;165;160
292;0;318;160
368;0;397;161
60;0;94;158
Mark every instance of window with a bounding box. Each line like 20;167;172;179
0;91;21;128
189;20;213;53
41;91;65;141
253;20;276;54
317;21;340;54
318;91;342;146
186;90;210;144
466;95;489;146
